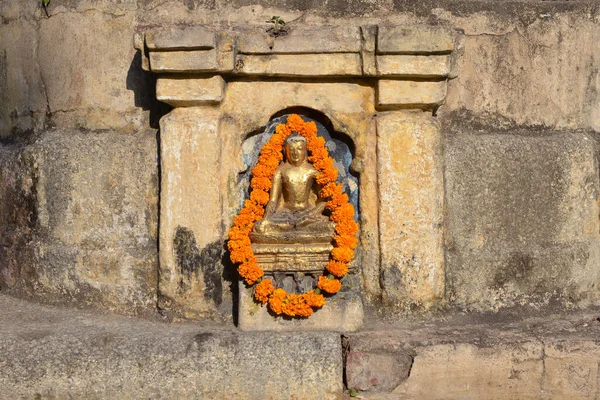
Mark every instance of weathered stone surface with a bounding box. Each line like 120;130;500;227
0;21;47;138
237;26;361;54
360;25;377;75
0;294;343;399
376;111;444;308
443;13;600;131
156;76;225;106
236;53;362;76
150;49;218;73
145;25;215;50
376;55;450;77
377;26;456;54
0;129;158;315
350;308;600;399
346;351;412;392
159;107;223;319
378;80;447;107
445;131;600;310
38;11;146;133
238;279;364;332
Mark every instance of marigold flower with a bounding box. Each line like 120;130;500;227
254;279;275;304
335;219;359;236
326;192;349;210
321;182;343;199
250;189;270;206
250;177;272;191
326;260;349;278
316;168;338;185
238;261;264;285
313;157;335;171
331;247;354;263
331;203;355;223
334;234;358;250
303;291;326;308
318;276;342;294
307;136;325;152
281;293;313;317
268;288;287;314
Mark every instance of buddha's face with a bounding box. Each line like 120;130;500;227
285;140;307;166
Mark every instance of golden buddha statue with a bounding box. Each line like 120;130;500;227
251;133;334;244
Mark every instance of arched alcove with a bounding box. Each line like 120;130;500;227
238;108;359;219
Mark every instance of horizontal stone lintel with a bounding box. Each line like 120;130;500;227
156;76;225;106
237;27;362;54
145;26;216;50
150;49;218;73
377;26;457;54
377;80;448;107
377;55;450;78
237;53;363;76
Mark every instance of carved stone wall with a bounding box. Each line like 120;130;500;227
138;25;462;322
1;1;600;317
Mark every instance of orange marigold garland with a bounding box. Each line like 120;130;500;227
228;114;358;318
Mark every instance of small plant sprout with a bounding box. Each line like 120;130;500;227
266;16;286;34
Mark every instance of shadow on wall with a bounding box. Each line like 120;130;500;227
126;51;172;129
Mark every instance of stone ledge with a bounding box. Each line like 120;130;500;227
0;294;343;399
137;24;462;80
236;53;362;76
145;26;215;50
378;80;447;107
376;55;449;77
347;308;600;398
156;76;225;106
237;26;362;54
377;26;456;54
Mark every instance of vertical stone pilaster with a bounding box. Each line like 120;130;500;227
158;106;222;318
376;111;445;307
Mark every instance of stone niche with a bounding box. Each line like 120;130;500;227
135;25;462;330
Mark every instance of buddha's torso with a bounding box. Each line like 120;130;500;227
278;163;318;212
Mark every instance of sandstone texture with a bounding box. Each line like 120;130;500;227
0;129;158;316
376;111;445;308
350;308;600;399
0;294;343;399
0;0;600;319
445;129;600;310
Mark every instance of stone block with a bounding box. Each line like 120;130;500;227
543;340;600;398
238;279;364;332
149;49;218;73
394;342;544;398
445;132;600;309
0;21;47;138
38;12;144;132
0;294;343;399
376;111;444;307
376;55;449;77
377;26;456;54
346;351;412;392
156;76;225;106
0;129;159;316
378;80;447;107
237;26;361;54
360;25;378;75
237;53;362;76
159;107;223;319
145;25;215;50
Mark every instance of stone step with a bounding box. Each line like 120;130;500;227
0;294;342;399
346;309;600;399
2;293;600;399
